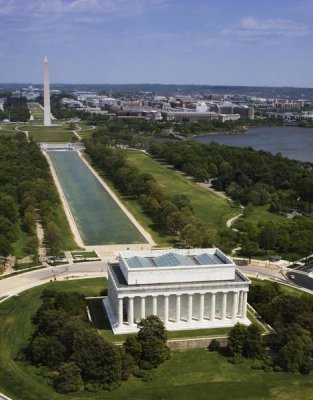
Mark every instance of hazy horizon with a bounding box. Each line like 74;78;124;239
1;0;313;87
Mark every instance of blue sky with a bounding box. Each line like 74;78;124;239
1;0;313;86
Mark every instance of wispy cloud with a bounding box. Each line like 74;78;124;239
223;17;313;43
0;0;16;15
2;0;166;19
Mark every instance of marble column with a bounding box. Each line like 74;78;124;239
140;297;146;320
176;294;181;323
118;298;123;327
238;291;242;316
222;292;227;320
210;293;216;320
187;294;193;322
152;296;157;315
242;291;248;317
128;297;134;327
199;293;204;322
164;295;169;323
232;291;238;320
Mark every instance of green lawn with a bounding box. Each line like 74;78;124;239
237;205;285;226
126;151;239;229
0;278;312;400
27;103;44;121
76;124;96;139
250;278;305;297
52;205;80;251
0;123;21;131
17;124;76;142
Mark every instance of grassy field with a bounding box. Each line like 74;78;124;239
76;124;96;139
126;151;239;230
27;103;44;121
0;278;312;400
52;204;80;250
250;278;305;297
237;205;285;227
17;124;76;142
0;124;22;135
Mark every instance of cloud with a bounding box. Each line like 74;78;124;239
223;17;313;44
0;0;16;15
23;0;166;18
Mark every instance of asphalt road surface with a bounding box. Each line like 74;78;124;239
286;271;313;291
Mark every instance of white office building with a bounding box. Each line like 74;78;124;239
104;248;250;334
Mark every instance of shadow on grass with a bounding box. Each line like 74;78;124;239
87;298;111;330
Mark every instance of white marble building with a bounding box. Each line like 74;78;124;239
104;248;250;334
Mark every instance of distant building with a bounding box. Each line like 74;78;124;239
104;248;250;334
162;110;219;122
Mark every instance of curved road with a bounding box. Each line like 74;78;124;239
1;259;312;302
0;261;107;301
286;271;313;291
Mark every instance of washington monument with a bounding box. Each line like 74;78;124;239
43;56;51;126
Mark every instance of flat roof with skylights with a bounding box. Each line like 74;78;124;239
118;248;236;285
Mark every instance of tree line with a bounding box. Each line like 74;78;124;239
3;97;30;122
209;282;313;374
0;134;67;261
149;141;313;259
248;282;313;373
85;137;215;247
22;289;169;393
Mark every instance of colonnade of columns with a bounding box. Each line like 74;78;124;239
117;290;248;328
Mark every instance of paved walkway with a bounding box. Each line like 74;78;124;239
0;261;107;300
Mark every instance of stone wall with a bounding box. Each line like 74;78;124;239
167;337;228;350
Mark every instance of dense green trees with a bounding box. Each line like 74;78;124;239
85;138;214;247
0;134;67;262
228;323;265;359
25;292;170;394
248;282;313;374
149;140;313;258
3;97;30;122
124;315;170;370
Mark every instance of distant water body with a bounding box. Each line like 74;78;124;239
193;126;313;163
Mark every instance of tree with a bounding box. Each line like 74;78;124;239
242;325;265;359
123;336;142;363
137;315;168;343
240;237;259;262
228;323;247;355
136;316;170;369
208;339;221;352
71;329;122;385
54;363;83;393
280;334;313;374
28;335;66;367
258;223;278;253
118;347;136;381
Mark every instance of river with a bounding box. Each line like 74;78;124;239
193;126;313;163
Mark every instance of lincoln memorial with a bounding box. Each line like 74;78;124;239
104;248;250;334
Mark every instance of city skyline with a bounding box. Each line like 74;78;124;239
1;0;313;87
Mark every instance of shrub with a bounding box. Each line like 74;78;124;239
208;339;221;352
